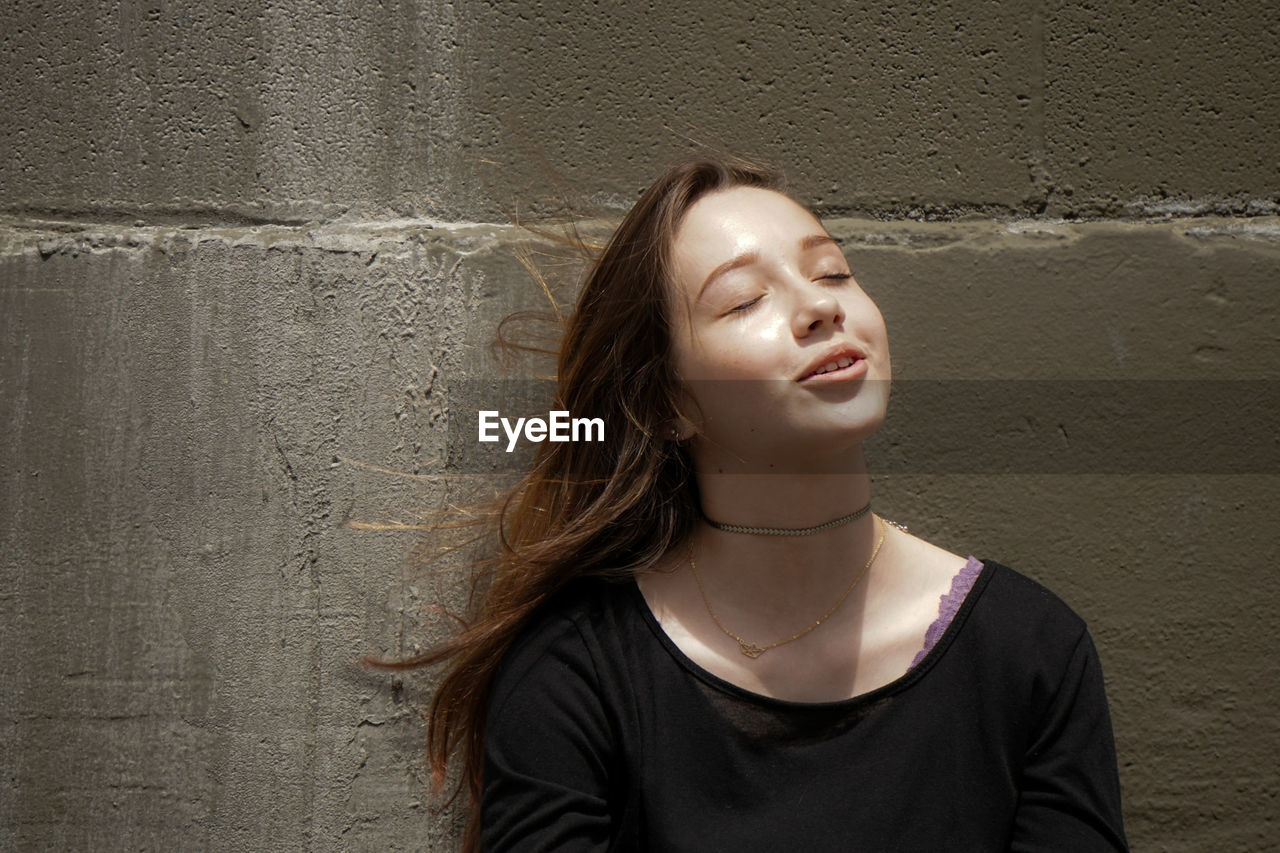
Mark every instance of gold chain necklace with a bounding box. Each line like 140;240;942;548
688;514;888;659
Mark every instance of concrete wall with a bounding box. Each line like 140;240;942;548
2;2;1277;850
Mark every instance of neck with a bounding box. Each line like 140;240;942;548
695;443;873;530
687;446;892;618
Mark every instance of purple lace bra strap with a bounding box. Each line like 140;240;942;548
909;555;984;668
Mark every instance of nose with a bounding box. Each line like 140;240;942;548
790;280;845;338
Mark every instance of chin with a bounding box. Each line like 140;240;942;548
808;399;889;442
811;419;883;453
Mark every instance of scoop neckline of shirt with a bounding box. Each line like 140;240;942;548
625;558;997;711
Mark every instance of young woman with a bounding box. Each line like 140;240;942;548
397;155;1127;851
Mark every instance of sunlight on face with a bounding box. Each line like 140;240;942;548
667;186;892;469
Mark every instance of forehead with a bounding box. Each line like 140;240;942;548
672;187;825;266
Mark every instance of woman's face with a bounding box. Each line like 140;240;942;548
666;186;891;468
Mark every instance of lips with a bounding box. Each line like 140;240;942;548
798;346;867;381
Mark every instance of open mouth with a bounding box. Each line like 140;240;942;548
802;355;864;381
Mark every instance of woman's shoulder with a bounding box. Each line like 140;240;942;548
488;577;635;711
891;524;1081;618
525;576;637;642
955;558;1096;689
976;559;1089;636
890;523;1085;632
887;527;1090;677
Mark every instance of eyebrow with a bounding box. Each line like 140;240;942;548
696;233;840;301
801;234;838;250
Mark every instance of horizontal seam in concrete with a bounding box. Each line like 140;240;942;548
4;188;1280;226
3;216;1280;259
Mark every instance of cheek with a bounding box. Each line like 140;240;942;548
874;308;890;353
855;295;890;346
869;310;891;379
676;331;770;382
668;330;703;382
670;299;789;382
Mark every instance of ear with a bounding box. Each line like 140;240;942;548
665;414;697;442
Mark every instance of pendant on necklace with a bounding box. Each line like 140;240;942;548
738;639;768;659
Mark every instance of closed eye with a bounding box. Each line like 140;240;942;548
819;273;854;282
728;295;763;314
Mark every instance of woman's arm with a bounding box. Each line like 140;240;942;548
1010;630;1129;852
481;616;619;852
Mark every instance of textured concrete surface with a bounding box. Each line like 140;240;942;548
3;2;1277;222
3;215;1278;849
0;218;495;850
462;0;1280;220
4;0;1280;850
2;1;469;223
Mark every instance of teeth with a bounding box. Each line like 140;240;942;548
809;355;858;377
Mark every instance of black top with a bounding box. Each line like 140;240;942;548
481;560;1128;852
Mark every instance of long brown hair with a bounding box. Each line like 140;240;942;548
370;153;784;851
